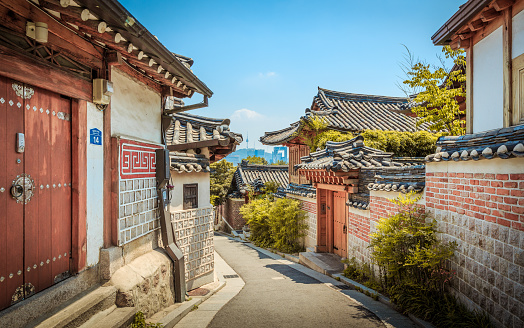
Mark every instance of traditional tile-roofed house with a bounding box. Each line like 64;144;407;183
261;87;431;185
424;0;524;325
295;136;425;257
166;112;243;163
0;0;228;325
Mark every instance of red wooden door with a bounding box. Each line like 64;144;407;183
333;191;347;257
0;76;72;310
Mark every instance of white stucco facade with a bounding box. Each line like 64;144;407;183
513;10;524;59
472;26;504;133
86;102;105;267
169;172;211;211
110;67;162;144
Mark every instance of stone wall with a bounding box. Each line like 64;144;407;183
171;206;214;289
426;158;524;327
287;194;317;249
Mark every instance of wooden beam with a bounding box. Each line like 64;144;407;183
0;42;92;100
315;183;349;192
0;0;102;61
503;7;512;127
480;7;502;22
71;99;87;273
493;0;515;11
466;46;474;134
468;19;486;31
458;32;475;40
0;4;102;68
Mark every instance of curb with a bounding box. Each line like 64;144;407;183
151;280;226;328
331;274;435;328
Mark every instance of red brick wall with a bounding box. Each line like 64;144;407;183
426;172;524;231
425;161;524;327
216;198;246;230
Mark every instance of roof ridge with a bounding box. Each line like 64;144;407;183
317;87;408;103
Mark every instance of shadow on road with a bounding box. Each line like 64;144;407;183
264;263;321;284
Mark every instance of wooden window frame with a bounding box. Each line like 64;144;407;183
183;183;198;210
512;52;524;125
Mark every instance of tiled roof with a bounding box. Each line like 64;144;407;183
367;166;426;194
170;152;210;173
233;161;289;194
166;112;243;145
279;183;316;199
425;124;524;162
296;136;422;172
260;87;432;145
260;122;302;146
346;200;370;210
310;88;431;132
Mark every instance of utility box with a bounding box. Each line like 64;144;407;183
93;78;114;105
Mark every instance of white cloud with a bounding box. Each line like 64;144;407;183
258;71;277;78
230;108;264;121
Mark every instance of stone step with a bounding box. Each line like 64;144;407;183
83;307;136;328
31;285;117;328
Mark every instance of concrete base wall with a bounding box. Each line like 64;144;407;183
0;266;100;327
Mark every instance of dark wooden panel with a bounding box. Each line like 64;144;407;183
0;77;25;310
71;100;87;273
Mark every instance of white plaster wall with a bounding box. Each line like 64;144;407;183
473;26;504;133
169;172;210;211
426;157;524;174
513;10;524;59
110;67;161;143
86;102;104;267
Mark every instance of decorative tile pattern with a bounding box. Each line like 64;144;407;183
119;139;163;179
172;207;214;282
118;178;159;245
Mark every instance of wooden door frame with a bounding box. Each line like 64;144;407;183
0;54;89;274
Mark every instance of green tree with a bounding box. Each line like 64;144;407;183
209;159;235;206
245;155;268;165
402;46;466;135
271;159;288;165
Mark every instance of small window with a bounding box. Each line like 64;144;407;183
183;184;198;210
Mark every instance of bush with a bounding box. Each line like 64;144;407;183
269;198;308;253
369;191;456;292
307;129;444;157
240;196;307;253
239;198;273;248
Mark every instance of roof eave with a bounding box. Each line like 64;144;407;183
75;0;213;97
432;0;493;45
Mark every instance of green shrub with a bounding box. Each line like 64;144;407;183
306;129;444;157
131;312;163;328
369;191;456;292
268;198;308;253
240;198;273;248
240;196;307;253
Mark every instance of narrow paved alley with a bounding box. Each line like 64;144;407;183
185;234;415;328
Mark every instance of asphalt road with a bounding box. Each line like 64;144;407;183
208;235;385;328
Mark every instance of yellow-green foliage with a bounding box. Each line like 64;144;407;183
369;192;456;292
308;129;444;157
240;197;307;253
131;312;163;328
403;46;466;135
306;114;328;132
210;159;236;206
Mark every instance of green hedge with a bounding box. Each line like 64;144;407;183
309;129;445;157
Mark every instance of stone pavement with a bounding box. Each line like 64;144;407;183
179;233;416;328
174;249;245;328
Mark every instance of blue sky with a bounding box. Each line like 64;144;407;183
120;0;465;151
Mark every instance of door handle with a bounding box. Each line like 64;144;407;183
343;225;347;234
11;184;24;198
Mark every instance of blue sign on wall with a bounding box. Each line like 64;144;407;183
90;128;102;145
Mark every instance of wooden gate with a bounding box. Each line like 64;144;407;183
333;191;347;257
0;76;72;310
